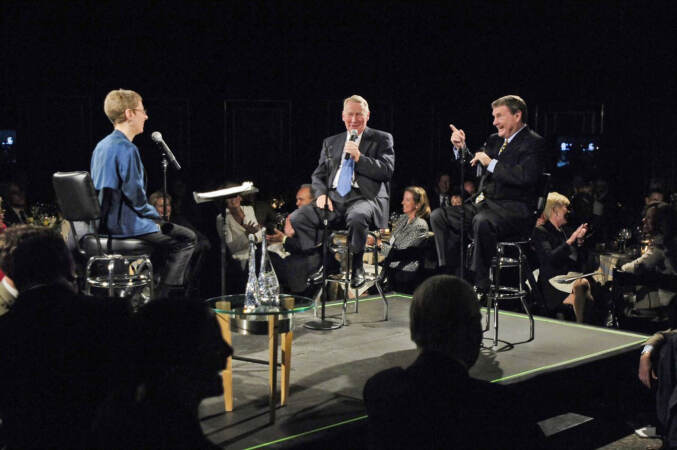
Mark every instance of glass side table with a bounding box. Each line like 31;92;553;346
205;294;313;424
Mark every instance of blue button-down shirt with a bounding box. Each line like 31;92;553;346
90;130;160;237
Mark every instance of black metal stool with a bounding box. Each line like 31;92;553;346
485;240;535;347
317;230;389;324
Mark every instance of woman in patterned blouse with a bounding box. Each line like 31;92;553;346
378;186;431;293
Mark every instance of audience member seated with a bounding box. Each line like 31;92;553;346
0;181;29;226
450;187;463;206
532;192;596;322
0;225;133;449
0;197;17;315
638;330;677;449
363;275;541;449
150;191;212;296
620;202;677;318
266;184;321;294
463;178;477;199
216;183;263;293
242;187;278;233
430;172;451;209
374;186;430;293
87;297;230;449
645;188;665;207
568;176;594;230
592;178;616;243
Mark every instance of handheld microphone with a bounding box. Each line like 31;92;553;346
345;129;358;160
151;131;181;170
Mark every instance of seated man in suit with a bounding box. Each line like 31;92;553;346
430;95;544;292
0;181;29;226
287;95;395;288
430;172;452;209
266;184;322;294
363;275;541;449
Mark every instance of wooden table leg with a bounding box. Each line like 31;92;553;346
268;314;279;424
216;302;233;412
280;296;294;406
280;330;293;406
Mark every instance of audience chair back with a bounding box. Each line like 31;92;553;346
533;172;552;224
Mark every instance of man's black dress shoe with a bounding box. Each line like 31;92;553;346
307;266;325;286
350;264;366;288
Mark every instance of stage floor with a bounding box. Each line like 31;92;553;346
199;293;649;449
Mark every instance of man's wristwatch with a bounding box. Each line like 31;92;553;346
641;344;654;355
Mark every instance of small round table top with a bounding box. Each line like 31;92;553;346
205;294;313;316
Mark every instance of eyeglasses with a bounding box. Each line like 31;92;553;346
127;108;148;115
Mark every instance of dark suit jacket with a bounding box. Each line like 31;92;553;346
429;191;449;210
480;126;544;212
3;206;27;226
363;351;542;449
311;127;395;228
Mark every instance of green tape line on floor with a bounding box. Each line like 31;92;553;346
243;415;367;449
489;339;646;383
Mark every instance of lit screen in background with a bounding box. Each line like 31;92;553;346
0;130;17;164
556;136;600;168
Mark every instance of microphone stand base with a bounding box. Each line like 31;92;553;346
304;318;343;331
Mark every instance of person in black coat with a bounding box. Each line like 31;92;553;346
429;172;452;209
430;95;544;291
0;225;133;449
531;192;593;322
363;275;542;449
87;297;230;450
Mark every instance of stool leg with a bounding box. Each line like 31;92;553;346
520;295;535;342
493;296;499;347
375;277;388;321
354;286;359;313
341;270;348;326
342;249;350;326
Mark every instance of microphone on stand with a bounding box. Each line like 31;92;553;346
345;129;358;160
151;131;181;170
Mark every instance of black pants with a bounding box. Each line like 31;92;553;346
289;190;379;254
135;223;196;287
429;199;531;287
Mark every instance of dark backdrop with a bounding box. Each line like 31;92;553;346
1;0;675;210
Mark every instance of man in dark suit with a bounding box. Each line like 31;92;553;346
0;181;29;226
430;95;544;291
266;184;322;294
288;95;395;287
429;172;451;209
363;275;541;449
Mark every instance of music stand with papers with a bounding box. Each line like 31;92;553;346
193;182;259;295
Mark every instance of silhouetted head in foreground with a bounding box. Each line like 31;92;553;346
409;275;482;368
